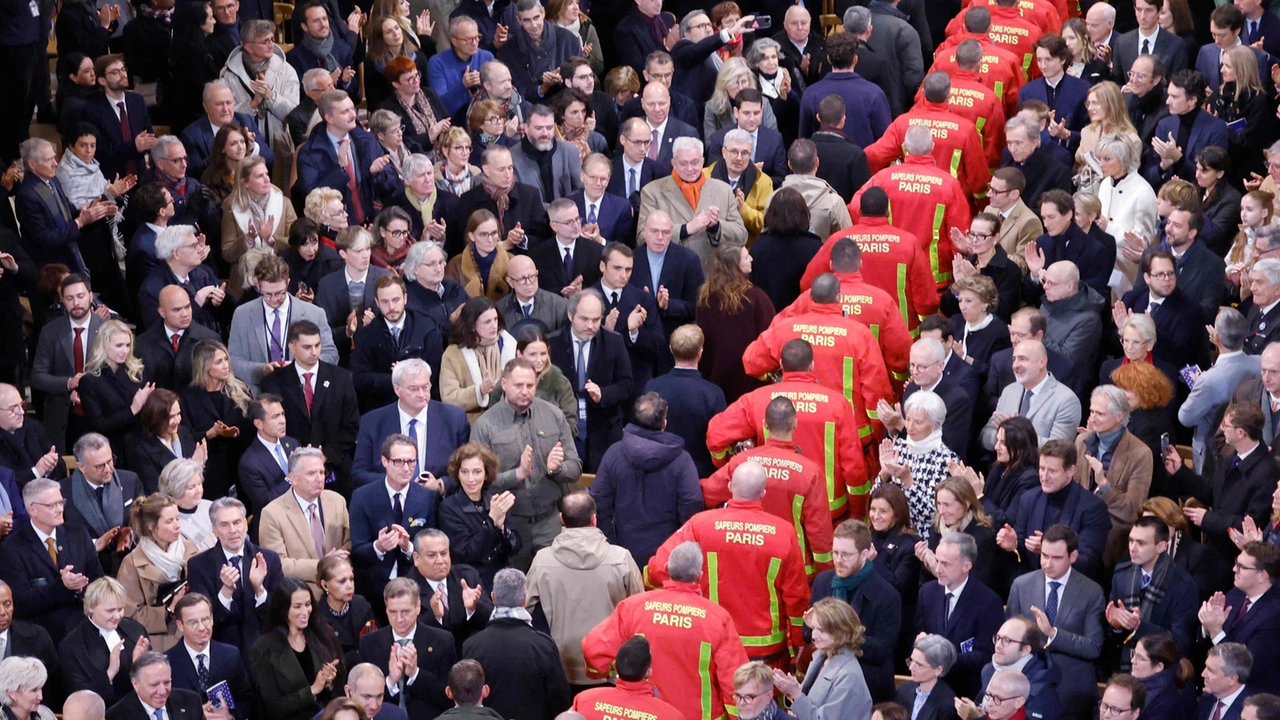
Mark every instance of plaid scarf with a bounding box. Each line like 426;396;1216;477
480;175;511;226
1113;553;1172;668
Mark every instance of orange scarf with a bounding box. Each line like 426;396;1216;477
673;169;707;210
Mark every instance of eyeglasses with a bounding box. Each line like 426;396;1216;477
830;550;861;560
732;692;767;704
987;185;1012;195
1234;562;1260;572
688;21;712;31
993;634;1029;647
724;148;751;159
384;457;418;467
552;217;582;226
473;230;501;240
967;231;994;239
908;361;941;372
261;289;290;300
1120;337;1150;348
507;273;539;284
1146;271;1176;280
163;156;189;165
30;500;66;509
451;34;481;43
905;657;933;670
1100;702;1135;717
0;402;22;416
983;692;1018;706
1127;71;1150;82
181;616;214;628
386;229;411;239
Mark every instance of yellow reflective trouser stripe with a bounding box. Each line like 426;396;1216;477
949;149;962;179
824;422;846;511
975;116;986;142
931;205;951;283
699;641;714;720
896;263;910;325
708;551;720;604
741;558;784;647
793;495;815;574
843;357;854;408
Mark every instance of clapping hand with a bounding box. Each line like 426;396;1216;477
93;526;120;552
584;380;602;403
311;659;340;696
996;524;1018;552
1025;530;1045;554
488;491;514;529
1199;592;1231;636
1230;516;1265;549
516;445;534;481
415;9;433;36
1112;299;1132;329
1105;600;1142;631
876;399;904;433
461;578;482;612
1024;242;1047;278
1120;230;1150;263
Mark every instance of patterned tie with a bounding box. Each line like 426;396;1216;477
73;327;85;374
46;537;58;567
303;372;315;414
269;310;284;363
170;333;181;353
275;443;289;473
408;419;420;477
1046;581;1062;626
196;653;209;694
118;101;137;177
308;503;327;556
437;582;449;613
586;204;597;225
647;129;660;160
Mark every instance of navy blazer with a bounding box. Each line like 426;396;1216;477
642;368;726;478
627;242;704;341
81;92;153;180
1220;586;1280;694
1111;27;1189;84
1026;225;1114;303
1012;483;1113;582
915;577;1005;700
1017;75;1091;132
350;480;440;600
1120;287;1207;368
180;113;273;180
259;361;361;492
706;124;789;183
569;191;634;247
607;156;657;214
296;124;400;222
352;401;471;487
237;435;299;517
0;521;105;643
351;310;445;413
136;262;234;334
105;689;204;720
1143;110;1231;185
1196;687;1257;720
1196;42;1270;91
1109;558;1199;657
548;327;633;472
286;37;358;96
1247;10;1280;63
14;174;89;275
528;236;603;297
126;224;162;305
186;540;284;652
165;639;254;718
594;282;663;394
896;681;958;720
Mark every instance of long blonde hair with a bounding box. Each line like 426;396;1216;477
1223;45;1263;101
1087;82;1138;137
707;57;757;118
227;155;273;212
189;340;252;413
86;319;145;382
932;477;993;535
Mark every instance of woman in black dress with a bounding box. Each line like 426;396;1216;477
964;416;1040;530
1110;359;1177;498
376;55;449;156
868;483;922;674
251;578;344;720
315;555;376;672
282;219;343;302
437;443;521;588
128;388;206;494
79;320;154;459
944;214;1021;323
918;477;1001;595
181;340;252;499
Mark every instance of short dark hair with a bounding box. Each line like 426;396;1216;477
860;187;889;217
132;182;170;223
249;393;284;423
287;319;323;344
992;167;1026;193
632;392;668;431
829;238;861;273
731;87;764;111
787;139;818;174
1169;69;1210;104
780;339;813;372
1133;515;1170;544
1035;34;1072;64
1039;189;1075;217
1106;674;1148;712
1196;145;1230;173
1141;250;1177;276
601;241;634;265
60;272;92;296
559;492;596;528
380;433;416;460
1211;3;1245;32
825;31;859;68
615;636;652;682
1227;401;1266;442
1244;541;1280;580
1039;438;1078;469
817;94;845;127
1042;523;1080;554
173;592;213;622
447;660;486;705
1244;694;1280;720
764;187;811;235
918;314;954;341
764;396;797;434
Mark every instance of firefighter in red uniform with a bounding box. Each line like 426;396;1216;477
743;274;894;449
951;0;1061;38
803;189;939;332
708;340;867;521
851;127;973;293
702;397;833;577
780;239;911;387
930;8;1027;118
914;40;1007;168
866;73;991;200
649;462;810;668
573;637;687;720
582;541;748;720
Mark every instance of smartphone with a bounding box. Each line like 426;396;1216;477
1160;432;1171;457
297;281;310;295
752;15;771;29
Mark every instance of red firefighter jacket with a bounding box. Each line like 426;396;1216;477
572;678;688;720
865;99;992;199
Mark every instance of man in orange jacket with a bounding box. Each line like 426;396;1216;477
930;7;1027;118
648;462;810;666
803;189;939;332
742;274;894;449
701;397;833;576
866;73;991;199
707;339;867;521
582;541;748;720
780;240;911;386
573;637;687;720
915;40;1007;168
851;127;973;292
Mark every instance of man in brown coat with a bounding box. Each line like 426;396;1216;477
1074;385;1153;566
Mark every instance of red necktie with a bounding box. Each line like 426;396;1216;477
170;333;181;353
303;372;314;414
73;328;85;374
341;140;364;224
1237;597;1253;623
117;101;137;177
1212;701;1224;720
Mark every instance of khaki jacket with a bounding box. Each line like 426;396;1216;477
258;489;352;592
999;199;1043;271
116;538;200;652
638;175;747;267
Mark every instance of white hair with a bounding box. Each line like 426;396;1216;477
154;225;197;260
672;136;704;157
903;390;947;428
392;358;433;386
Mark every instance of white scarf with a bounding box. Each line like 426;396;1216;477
140;537;187;582
904;428;945;456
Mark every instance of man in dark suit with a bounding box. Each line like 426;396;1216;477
643;326;726;478
1023;191;1114;304
669;9;748;106
613;0;676;75
1107;517;1199;665
529;200;604;297
0;582;63;711
352;359;470;487
81;54;154;180
1129;208;1225;325
637;83;699;179
350;435;441;606
285;0;358;101
886;338;973;461
1142;70;1230;185
706;92;789;184
295;91;398;226
916;315;982;407
186;497;285;652
608;119;658;216
30;274;103;453
0;479;105;643
975;617;1062;720
1195;5;1271;91
1126;55;1170;149
0;383;66;486
807;95;872;203
1242;0;1280;62
1245;259;1280;355
0;230;34;388
1118;251;1208;367
593;243;663;400
135;285;221;391
629;211;704;371
407;529;491;652
61;433;139;575
618;53;699;131
352;276;445;413
1001;119;1075;219
1006;525;1107;720
1020;36;1092;133
357;577;458;720
314;229;392;364
773;6;832;87
179;81;272;180
985;308;1077;407
811;520;900;703
104;652;206;720
571;155;634;247
136;226;236;335
238;395;298;519
914;531;1005;700
447;146;551;255
997;440;1114;583
1111;0;1189;82
1195;643;1257;720
167;594;254;718
260;320;361;494
497;256;568;333
549;290;634;472
1199;540;1280;695
14;138;110;279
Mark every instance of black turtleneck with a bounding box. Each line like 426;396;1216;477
1176;107;1198;153
521;137;555;203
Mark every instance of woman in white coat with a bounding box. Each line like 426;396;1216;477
771;598;873;720
1096;133;1157;296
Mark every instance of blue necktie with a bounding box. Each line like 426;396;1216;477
274;443;288;473
575;340;588;443
408;419;420;476
269;309;283;362
586;204;597;225
391;325;401;346
628;168;637;196
1046;581;1061;626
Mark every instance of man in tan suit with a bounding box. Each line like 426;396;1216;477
258;446;351;591
637;137;747;268
988;168;1043;271
1074;385;1152;566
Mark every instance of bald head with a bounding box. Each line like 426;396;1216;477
1044;261;1079;302
64;691;107;720
730;461;768;501
507;255;538;301
1011;339;1048;387
157;284;194;331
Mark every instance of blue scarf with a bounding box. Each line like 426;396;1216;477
828;560;875;603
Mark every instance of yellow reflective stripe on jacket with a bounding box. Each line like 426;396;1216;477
843;357;854;408
824;422;846;511
699;641;714;720
707;551;720;604
793;495;814;575
949;149;962;179
931;205;948;283
896;263;909;325
975;115;986;141
740;558;784;647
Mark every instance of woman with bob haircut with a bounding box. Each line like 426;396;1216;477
437;443;520;587
770;597;873;720
127;388;207;494
58;576;150;705
0;655;59;720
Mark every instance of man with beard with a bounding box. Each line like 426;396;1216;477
31;274;104;453
494;0;580;103
81;54;155;180
510;105;581;203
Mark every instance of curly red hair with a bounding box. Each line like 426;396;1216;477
1108;360;1174;410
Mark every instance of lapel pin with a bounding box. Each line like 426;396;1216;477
323;381;330;388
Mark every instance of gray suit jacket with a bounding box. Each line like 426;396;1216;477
510;140;583;204
228;296;339;393
791;649;874;720
1178;351;1262;473
497;289;567;332
1007;569;1106;720
981;374;1081;450
31;314;104;453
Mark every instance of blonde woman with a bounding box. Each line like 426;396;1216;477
915;477;999;591
116;493;199;652
1052;81;1139;192
78;319;154;454
1214;45;1275;183
158;458;215;551
181;340;251;499
222;155;296;295
303;187;349;249
703;57;778;139
57;576;151;705
436;127;481;197
1062;18;1110;83
439;297;516;423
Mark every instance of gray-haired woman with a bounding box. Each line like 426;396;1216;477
0;657;57;720
896;634;959;720
160;458;215;551
874;391;959;539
